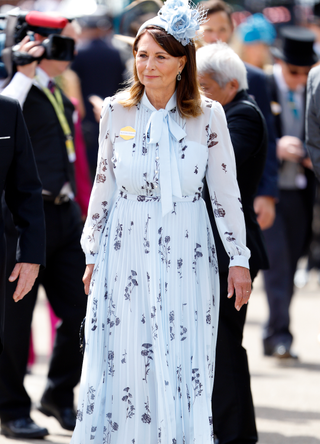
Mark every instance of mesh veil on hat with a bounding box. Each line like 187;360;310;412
270;26;318;67
136;0;208;46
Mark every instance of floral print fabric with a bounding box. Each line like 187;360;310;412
71;91;250;444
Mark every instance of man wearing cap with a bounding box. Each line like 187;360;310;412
263;26;316;360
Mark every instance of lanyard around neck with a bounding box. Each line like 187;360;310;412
36;77;76;162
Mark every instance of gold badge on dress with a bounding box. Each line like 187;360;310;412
120;126;136;140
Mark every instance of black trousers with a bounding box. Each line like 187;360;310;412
212;269;258;444
0;235;5;356
0;200;87;422
262;189;309;351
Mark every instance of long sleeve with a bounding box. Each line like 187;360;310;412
306;68;320;181
246;63;278;199
205;102;250;269
225;103;263;167
73;111;92;217
4;97;46;266
1;72;33;107
80;97;117;264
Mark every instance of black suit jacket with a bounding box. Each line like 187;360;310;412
23;85;76;197
71;38;125;170
246;63;278;199
204;90;269;274
0;95;45;351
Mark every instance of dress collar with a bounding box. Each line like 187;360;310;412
142;89;184;217
141;90;177;112
34;67;52;89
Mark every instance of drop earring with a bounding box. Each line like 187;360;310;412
177;71;181;81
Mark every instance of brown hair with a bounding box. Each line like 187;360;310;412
200;0;233;26
119;26;202;118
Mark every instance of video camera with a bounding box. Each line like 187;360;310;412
0;9;75;82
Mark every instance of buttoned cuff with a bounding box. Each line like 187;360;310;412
229;255;250;269
85;253;97;265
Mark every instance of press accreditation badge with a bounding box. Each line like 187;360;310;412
120;126;136;140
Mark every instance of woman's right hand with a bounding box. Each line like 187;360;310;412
83;264;94;295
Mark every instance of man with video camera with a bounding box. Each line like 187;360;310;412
0;11;87;439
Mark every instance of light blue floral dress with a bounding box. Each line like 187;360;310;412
71;91;250;444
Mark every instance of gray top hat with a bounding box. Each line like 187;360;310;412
271;26;318;66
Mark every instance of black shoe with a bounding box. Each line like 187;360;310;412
37;401;76;431
272;343;298;360
1;417;48;439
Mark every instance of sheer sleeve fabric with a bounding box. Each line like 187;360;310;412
81;97;117;264
205;101;250;269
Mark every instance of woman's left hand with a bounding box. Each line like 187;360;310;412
227;266;252;311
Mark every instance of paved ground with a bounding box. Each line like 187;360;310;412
0;269;319;444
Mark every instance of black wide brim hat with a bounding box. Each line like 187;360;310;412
271;26;318;66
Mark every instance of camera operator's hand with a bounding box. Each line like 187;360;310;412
15;36;45;78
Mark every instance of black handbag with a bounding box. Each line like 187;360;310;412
79;317;86;354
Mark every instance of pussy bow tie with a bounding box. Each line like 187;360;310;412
146;109;186;217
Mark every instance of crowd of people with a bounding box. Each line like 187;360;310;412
0;0;319;443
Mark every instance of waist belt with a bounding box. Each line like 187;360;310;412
42;193;70;205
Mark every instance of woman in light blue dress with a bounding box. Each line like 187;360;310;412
71;2;252;443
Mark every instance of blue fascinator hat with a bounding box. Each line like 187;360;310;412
238;13;276;46
136;0;207;46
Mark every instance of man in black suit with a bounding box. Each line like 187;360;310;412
263;27;316;359
0;95;45;354
197;42;269;444
71;8;125;179
200;0;278;230
0;23;87;439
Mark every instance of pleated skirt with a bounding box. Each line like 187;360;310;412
71;194;219;444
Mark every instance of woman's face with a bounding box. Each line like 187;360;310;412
135;32;186;96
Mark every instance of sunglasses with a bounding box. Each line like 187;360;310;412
287;67;311;76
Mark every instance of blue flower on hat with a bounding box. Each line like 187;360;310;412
159;0;200;46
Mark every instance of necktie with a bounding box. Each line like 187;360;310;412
287;90;299;119
146;109;186;217
47;80;55;94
